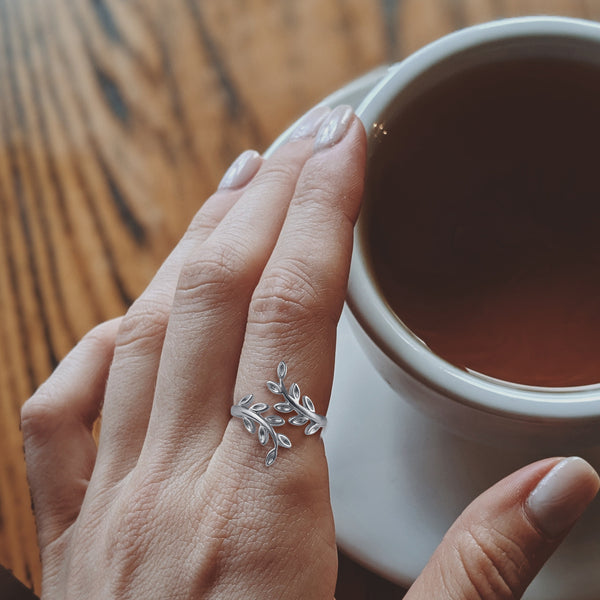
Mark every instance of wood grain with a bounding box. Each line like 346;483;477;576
0;0;591;596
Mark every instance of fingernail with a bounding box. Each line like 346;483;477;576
289;106;331;141
314;104;354;152
218;150;262;190
526;457;600;539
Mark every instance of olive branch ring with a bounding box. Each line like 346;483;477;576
230;362;327;466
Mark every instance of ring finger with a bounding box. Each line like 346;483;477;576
95;149;264;484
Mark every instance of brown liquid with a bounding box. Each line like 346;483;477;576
365;58;600;387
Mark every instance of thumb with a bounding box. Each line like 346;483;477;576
406;456;599;600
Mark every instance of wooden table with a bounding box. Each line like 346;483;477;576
0;0;596;597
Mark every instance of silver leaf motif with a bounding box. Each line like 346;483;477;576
258;425;268;446
232;363;326;467
290;383;300;400
278;434;292;448
265;448;277;467
303;396;316;413
305;422;321;436
277;361;287;379
239;393;254;407
267;380;281;394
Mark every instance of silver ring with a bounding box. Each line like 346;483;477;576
230;362;327;467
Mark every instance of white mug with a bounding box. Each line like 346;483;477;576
347;16;600;450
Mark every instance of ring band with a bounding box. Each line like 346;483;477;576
230;362;327;467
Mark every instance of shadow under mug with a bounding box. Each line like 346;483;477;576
347;16;600;450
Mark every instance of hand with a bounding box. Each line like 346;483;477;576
21;102;600;600
22;104;365;599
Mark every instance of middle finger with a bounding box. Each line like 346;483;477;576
95;149;263;483
141;109;331;469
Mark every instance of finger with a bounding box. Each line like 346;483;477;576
21;319;120;550
179;107;365;600
95;150;263;483
221;106;366;473
406;457;600;600
142;107;333;468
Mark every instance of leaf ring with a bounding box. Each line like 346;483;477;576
230;362;327;466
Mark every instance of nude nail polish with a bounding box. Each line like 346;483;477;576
218;149;262;190
525;457;600;538
313;104;354;152
289;106;331;140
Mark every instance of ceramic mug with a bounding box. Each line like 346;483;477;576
346;16;600;450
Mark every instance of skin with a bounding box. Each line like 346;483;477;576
21;112;599;600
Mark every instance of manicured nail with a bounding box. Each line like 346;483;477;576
314;104;354;152
289;106;331;141
218;150;262;190
526;457;600;539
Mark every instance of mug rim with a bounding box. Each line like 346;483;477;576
349;16;600;422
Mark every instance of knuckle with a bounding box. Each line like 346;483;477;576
293;176;356;229
250;256;344;331
108;470;172;548
293;180;335;210
450;523;529;600
250;259;325;329
196;474;239;532
176;240;253;307
112;490;156;543
116;294;172;353
21;387;62;442
21;319;119;442
253;160;299;190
